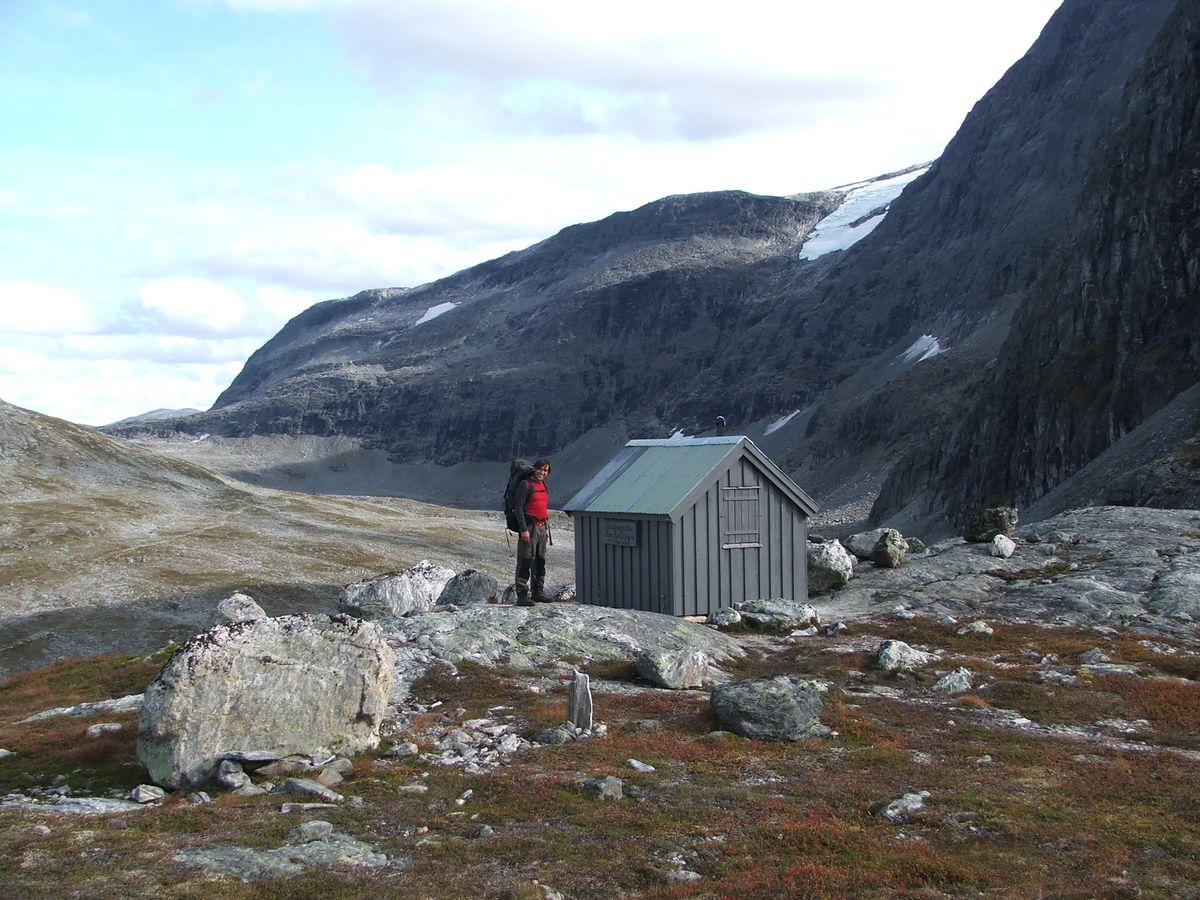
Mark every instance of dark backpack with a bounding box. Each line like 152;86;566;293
503;458;534;532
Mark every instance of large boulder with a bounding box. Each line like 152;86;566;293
845;528;889;561
965;507;1019;543
437;569;499;606
340;560;455;620
806;540;855;594
137;615;394;789
634;648;710;689
710;675;826;741
734;597;819;630
871;529;907;568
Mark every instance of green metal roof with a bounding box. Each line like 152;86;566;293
564;436;818;518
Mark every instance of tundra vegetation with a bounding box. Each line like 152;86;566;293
1;613;1197;898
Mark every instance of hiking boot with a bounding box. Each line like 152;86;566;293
516;589;534;607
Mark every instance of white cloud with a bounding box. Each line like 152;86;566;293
332;0;1063;141
0;282;104;334
137;277;248;337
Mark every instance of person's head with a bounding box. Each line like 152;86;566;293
531;458;551;481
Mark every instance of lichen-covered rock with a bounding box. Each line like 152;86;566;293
932;667;974;693
734;597;819;630
707;607;742;627
807;540;855;594
217;592;266;624
965;507;1019;542
872;529;907;568
873;639;939;672
634;648;710;689
437;569;498;606
391;604;743;675
710;675;826;741
340;560;455;620
137;615;394;789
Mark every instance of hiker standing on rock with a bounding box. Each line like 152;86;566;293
513;458;552;606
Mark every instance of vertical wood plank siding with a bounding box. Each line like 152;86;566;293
575;514;674;613
573;451;809;615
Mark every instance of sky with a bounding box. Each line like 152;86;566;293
0;0;1064;426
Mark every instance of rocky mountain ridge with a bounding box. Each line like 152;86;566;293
106;0;1191;538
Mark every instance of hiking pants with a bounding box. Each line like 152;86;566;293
516;522;549;600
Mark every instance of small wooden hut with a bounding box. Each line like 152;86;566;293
563;436;819;616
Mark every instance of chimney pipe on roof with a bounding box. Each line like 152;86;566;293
715;416;726;436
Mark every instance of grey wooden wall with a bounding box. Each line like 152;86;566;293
573;454;808;616
672;456;808;615
573;515;675;614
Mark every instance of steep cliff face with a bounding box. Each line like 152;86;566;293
875;0;1200;528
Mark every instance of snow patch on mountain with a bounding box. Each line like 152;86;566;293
415;302;457;326
799;166;930;261
898;335;944;365
765;409;801;435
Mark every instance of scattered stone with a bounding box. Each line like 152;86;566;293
534;726;573;746
0;796;147;815
932;667;974;694
20;693;143;725
876;790;931;823
873;640;939;673
217;760;252;791
956;621;994;636
186;792;212;805
398;783;428;794
632;719;661;731
872;529;907;568
137;615;394;789
634;648;710;689
965;507;1019;542
1079;647;1111;664
0;749;13;759
315;767;344;788
823;621;848;636
905;537;927;554
627;759;656;773
577;775;623;801
892;606;917;620
976;755;994;765
791;625;820;637
84;723;122;739
1077;663;1140;677
217;591;267;624
707;607;742;627
710;675;826;741
271;778;343;802
991;534;1017;559
437;569;499;606
807;540;855;593
129;784;166;804
476;824;495;838
383;742;420;758
340;561;455;620
567;670;594;730
292;820;335;842
547;583;577;603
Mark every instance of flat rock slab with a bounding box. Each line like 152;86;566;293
389;604;744;675
809;507;1200;635
138;615;394;789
